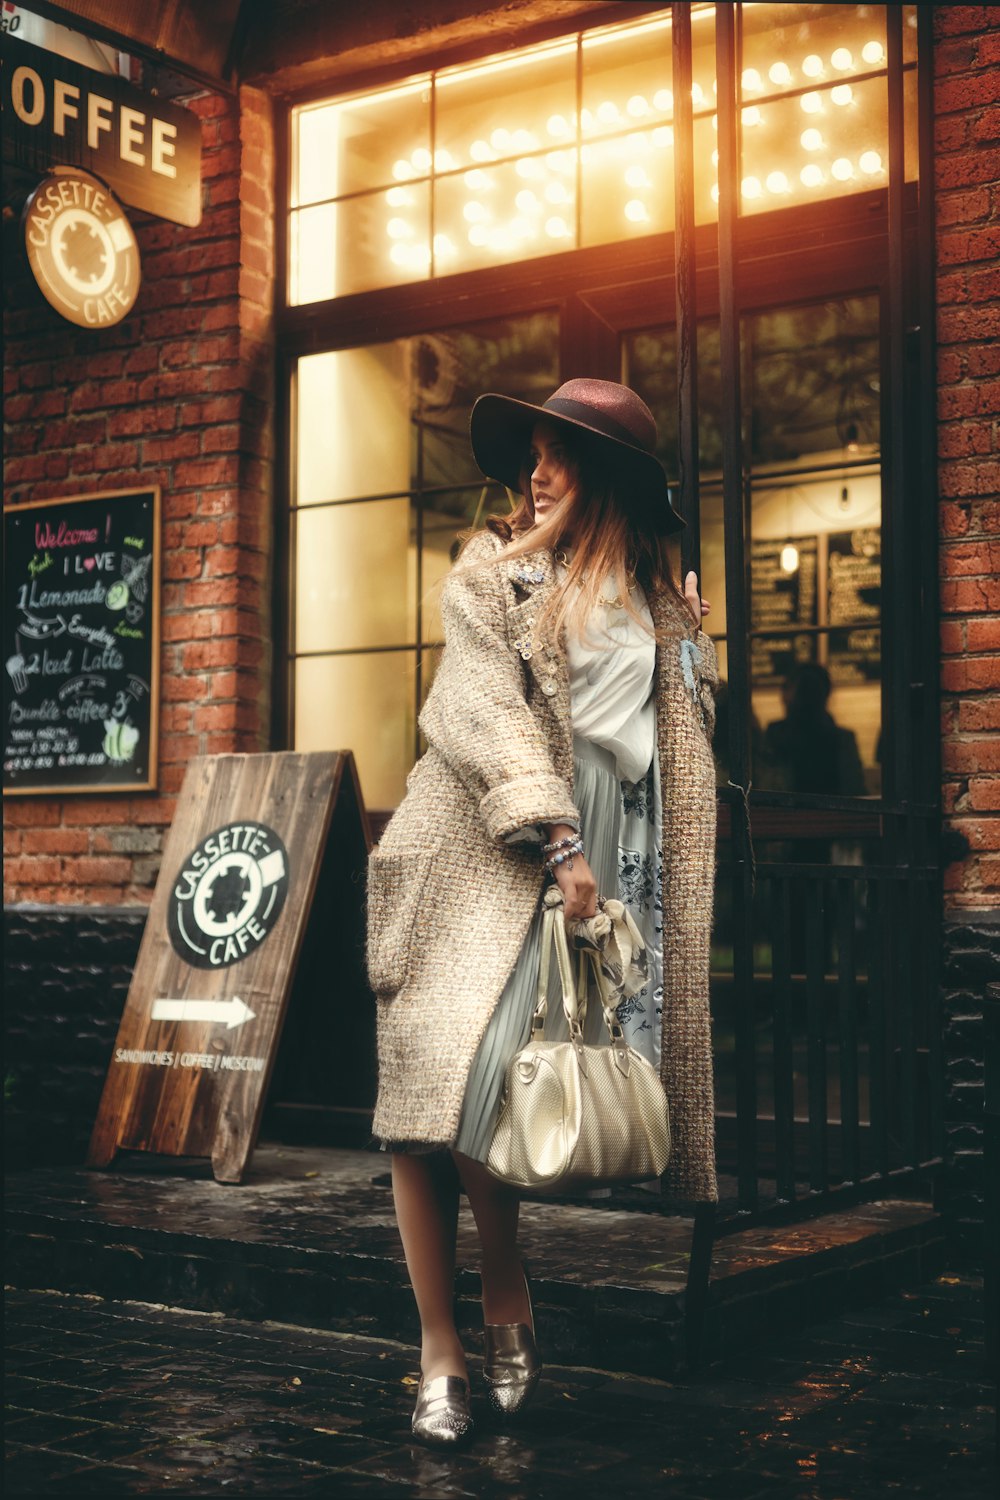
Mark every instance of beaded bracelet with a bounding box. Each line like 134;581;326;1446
542;834;581;854
544;838;585;872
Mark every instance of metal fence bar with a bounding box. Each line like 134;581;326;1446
866;876;889;1178
836;875;861;1183
885;4;909;817
771;876;797;1201
716;0;757;1214
805;877;828;1190
672;2;700;545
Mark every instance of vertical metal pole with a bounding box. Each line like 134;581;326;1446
715;2;757;1212
673;2;701;558
885;5;909;819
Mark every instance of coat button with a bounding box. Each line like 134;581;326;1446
541;680;557;697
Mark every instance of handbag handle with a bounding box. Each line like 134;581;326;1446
530;889;585;1040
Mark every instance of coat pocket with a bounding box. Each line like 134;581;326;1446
364;848;433;998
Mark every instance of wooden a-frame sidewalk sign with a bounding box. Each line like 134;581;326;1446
87;751;371;1183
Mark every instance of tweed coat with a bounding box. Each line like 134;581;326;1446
366;529;721;1203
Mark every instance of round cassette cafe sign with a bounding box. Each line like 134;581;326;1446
23;166;140;327
168;822;290;970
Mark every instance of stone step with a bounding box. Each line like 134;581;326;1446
4;1143;946;1380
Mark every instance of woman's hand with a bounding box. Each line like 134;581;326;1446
552;854;598;920
684;570;711;628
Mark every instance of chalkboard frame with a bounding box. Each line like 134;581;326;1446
3;486;161;797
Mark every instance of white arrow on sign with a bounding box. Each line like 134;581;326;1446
151;996;256;1030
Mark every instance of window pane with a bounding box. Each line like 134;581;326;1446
435;157;576;274
740;4;887;95
435;38;576;173
290;184;431;304
580;12;674;140
293;79;431;206
741;76;890;214
296;500;417;653
295;651;418;809
297;343;413;505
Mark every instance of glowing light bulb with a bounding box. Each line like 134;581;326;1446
742;68;763;92
800;128;823;151
831;157;854;180
800;92;822;114
386;218;412;238
470;139;494;162
512;129;537;150
433;233;455;258
691;82;704;104
651;125;674;148
545;215;570;238
711;149;719;166
710;183;720;202
766;171;790;194
859;150;883;174
625;165;651;188
832;84;853;106
654;88;674;112
515;157;544;179
464;169;489;190
490;127;511;151
780;543;800;573
769;61;792;86
468;224;488;246
802;54;824;78
411;146;432;172
544;181;570;204
433;149;454;172
463;201;488;223
712;115;718;131
389;242;409;266
741;175;762;199
386;187;411;206
515;189;540;213
392;159;415;180
862;40;885;65
547;113;571;138
800;163;824;187
831;47;853;70
627;94;649;118
597;100;620;124
742;106;762;126
624;199;649;223
510;216;534;240
546;151;575;175
580;108;594;132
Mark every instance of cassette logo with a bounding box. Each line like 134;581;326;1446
168;821;290;970
23;166;140;328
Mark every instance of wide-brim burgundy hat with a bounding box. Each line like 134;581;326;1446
469;377;686;534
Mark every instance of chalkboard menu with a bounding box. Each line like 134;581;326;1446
750;536;819;686
3;488;161;795
827;526;882;684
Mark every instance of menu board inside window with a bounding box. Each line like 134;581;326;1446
750;536;819;687
827;527;882;684
3;488;160;794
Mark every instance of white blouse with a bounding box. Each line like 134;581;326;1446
560;567;657;785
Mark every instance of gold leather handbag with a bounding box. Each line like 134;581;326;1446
486;888;670;1193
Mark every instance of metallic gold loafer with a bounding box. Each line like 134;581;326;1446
483;1263;542;1417
411;1374;474;1447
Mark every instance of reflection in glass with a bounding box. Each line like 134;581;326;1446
434;159;578;274
296;650;418;809
290;183;431;303
296;500;417;653
436;39;576;172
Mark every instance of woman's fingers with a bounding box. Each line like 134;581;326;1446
553;856;598;919
684;570;702;626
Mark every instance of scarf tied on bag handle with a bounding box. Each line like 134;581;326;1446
564;895;648;1001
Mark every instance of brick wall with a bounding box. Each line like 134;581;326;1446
2;82;275;907
935;6;1000;913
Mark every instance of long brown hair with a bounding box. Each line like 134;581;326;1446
459;424;692;646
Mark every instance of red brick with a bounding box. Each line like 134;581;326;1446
4;856;62;883
941;653;1000;689
142;433;201;463
161;673;209;702
949;817;1000;851
22;828;90;854
172;457;239;488
939;459;1000;498
61;856;133;884
969;778;1000;810
943;738;1000;772
184;578;240;607
967;617;1000;651
940;619;965;654
937;225;1000;268
936;71;1000;115
204;548;239;577
183;638;239;670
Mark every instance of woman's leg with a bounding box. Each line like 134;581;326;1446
390;1151;467;1381
451;1151;532;1325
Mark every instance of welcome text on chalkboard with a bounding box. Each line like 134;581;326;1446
4;487;161;795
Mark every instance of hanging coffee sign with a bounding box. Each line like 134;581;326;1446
1;33;202;227
3;487;161;795
23;165;140;326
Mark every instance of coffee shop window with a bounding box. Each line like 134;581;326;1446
625;293;883;801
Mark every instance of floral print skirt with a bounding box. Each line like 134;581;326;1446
377;731;664;1163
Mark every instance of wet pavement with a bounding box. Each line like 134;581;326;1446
5;1271;995;1497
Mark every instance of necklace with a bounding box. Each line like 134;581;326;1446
554;548;637;611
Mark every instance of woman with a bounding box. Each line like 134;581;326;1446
366;378;719;1446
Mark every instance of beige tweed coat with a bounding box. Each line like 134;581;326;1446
366;529;721;1203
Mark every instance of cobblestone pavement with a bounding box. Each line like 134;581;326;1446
4;1273;995;1498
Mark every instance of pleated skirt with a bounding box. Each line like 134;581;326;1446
378;732;663;1163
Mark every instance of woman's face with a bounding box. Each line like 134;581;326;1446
528;421;578;525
